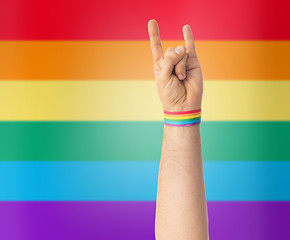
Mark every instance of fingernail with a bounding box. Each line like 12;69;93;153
175;46;184;55
178;74;184;79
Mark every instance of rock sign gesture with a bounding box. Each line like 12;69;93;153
148;19;203;113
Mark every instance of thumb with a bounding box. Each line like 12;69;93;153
161;45;186;78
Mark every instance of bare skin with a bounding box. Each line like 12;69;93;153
148;19;209;240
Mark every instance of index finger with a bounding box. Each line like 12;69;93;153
148;19;164;63
182;24;197;58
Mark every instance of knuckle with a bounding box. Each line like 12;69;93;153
153;61;162;72
164;47;174;56
163;56;173;66
165;47;174;52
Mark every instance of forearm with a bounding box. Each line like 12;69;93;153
155;124;208;240
148;19;208;239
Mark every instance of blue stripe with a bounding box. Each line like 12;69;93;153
164;119;201;125
0;161;289;201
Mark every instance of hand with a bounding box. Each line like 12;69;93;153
148;19;203;112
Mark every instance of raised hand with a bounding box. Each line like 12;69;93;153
148;19;203;112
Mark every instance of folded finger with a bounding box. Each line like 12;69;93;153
164;47;175;57
161;45;186;78
174;53;188;80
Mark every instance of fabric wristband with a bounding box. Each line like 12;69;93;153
164;108;201;127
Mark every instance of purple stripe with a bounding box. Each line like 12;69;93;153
0;201;289;240
164;122;201;127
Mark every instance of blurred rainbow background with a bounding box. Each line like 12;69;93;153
0;0;290;239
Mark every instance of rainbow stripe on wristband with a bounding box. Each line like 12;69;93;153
164;108;201;127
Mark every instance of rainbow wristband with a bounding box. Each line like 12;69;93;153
164;108;201;127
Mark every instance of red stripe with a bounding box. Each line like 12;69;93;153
0;0;289;40
164;109;201;115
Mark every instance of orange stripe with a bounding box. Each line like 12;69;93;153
0;41;289;80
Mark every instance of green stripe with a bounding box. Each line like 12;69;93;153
0;121;289;161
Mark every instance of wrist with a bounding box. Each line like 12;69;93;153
164;123;201;135
164;108;201;127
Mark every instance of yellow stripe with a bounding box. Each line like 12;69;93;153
0;80;289;121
